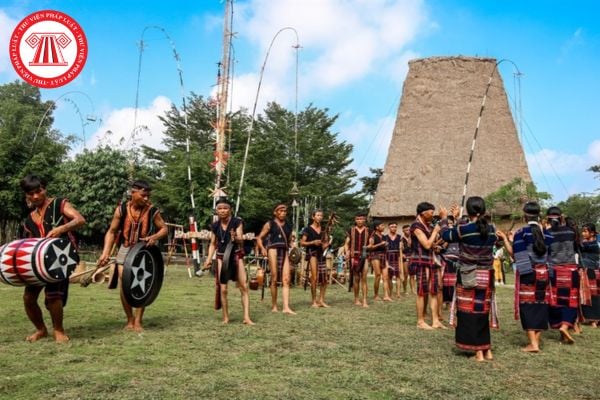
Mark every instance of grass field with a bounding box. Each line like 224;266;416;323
1;266;599;400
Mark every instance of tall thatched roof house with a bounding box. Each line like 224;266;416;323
370;56;531;223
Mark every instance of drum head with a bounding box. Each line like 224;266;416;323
44;238;80;281
289;247;301;265
122;242;164;308
220;241;236;284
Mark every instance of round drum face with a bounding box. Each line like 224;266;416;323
122;242;164;308
42;238;79;281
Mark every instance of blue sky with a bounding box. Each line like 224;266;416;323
1;0;598;202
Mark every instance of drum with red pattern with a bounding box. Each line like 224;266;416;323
0;238;79;286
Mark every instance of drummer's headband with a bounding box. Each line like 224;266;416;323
273;204;287;212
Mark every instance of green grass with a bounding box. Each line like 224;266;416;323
1;268;599;400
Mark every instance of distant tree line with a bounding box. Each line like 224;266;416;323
0;82;371;246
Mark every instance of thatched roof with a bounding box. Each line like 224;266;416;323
370;56;531;218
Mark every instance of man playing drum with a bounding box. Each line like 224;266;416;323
97;180;167;332
203;197;254;325
21;174;86;343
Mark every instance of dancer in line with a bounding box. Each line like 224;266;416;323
257;203;295;314
440;197;498;361
410;202;443;329
203;197;254;325
300;209;330;308
502;201;552;352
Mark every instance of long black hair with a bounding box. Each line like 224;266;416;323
523;201;547;257
546;206;562;231
466;196;489;240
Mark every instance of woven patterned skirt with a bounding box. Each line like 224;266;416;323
442;259;457;303
515;264;550;331
413;261;439;296
386;251;400;279
581;268;600;322
452;269;497;351
549;264;579;328
306;249;327;284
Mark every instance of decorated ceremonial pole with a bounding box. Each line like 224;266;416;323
460;59;521;215
234;27;300;216
131;25;200;275
210;0;234;205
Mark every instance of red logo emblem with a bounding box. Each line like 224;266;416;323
9;10;88;88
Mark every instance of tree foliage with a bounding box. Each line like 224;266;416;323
557;193;600;227
144;98;366;236
0;81;73;241
359;168;383;199
485;178;551;224
142;93;250;227
241;102;365;233
53;147;132;242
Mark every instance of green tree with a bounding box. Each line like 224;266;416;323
485;178;551;226
241;102;366;236
557;193;600;227
359;167;383;199
53;146;132;243
142;93;249;227
0;81;73;242
590;164;600;191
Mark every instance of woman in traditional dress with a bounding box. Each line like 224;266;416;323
368;220;391;301
300;210;330;308
439;197;498;361
440;216;459;307
545;207;579;343
580;223;600;328
384;222;403;299
503;201;552;352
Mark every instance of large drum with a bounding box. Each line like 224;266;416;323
122;242;164;308
0;238;79;286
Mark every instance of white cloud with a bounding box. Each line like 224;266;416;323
0;10;19;77
339;113;396;179
526;139;600;199
232;0;428;111
558;27;584;63
88;96;172;151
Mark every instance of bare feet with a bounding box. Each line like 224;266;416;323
271;306;279;313
243;319;255;325
432;322;448;330
133;324;144;333
222;318;229;325
319;302;330;308
362;301;369;308
383;297;393;302
417;322;433;330
53;330;70;343
124;323;135;331
354;300;362;306
521;344;540;353
282;308;297;315
484;350;493;360
474;351;485;362
559;327;575;344
26;329;48;342
373;295;382;301
592;322;598;328
311;303;320;309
